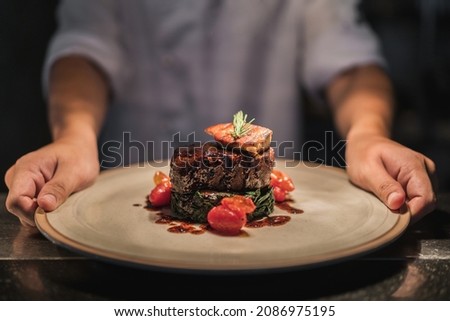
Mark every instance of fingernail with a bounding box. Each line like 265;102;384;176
40;194;57;207
387;192;402;208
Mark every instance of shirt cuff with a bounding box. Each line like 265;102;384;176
42;31;124;99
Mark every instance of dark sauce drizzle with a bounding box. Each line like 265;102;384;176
138;197;303;235
275;200;304;214
245;215;291;228
145;203;206;234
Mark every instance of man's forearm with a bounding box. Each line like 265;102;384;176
48;56;109;146
326;64;395;140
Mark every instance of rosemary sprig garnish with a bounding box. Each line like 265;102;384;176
232;110;255;138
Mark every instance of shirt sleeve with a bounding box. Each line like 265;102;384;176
42;0;124;97
300;0;386;96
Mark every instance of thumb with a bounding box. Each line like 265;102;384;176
357;166;406;210
37;167;76;212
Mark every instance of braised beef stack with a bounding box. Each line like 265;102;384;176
169;116;275;223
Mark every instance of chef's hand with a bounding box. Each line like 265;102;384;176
4;138;99;227
345;133;437;223
5;55;109;227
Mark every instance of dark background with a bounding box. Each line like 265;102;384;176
1;0;449;193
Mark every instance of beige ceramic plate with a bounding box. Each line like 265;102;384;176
35;160;409;272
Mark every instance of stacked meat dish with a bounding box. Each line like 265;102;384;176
169;115;275;223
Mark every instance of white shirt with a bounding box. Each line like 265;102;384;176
43;0;385;165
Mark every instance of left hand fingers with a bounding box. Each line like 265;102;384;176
424;156;439;194
403;156;437;223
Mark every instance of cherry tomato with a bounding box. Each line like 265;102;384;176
153;171;170;185
270;169;295;192
273;186;287;202
207;205;247;236
207;196;256;235
221;195;256;216
149;181;172;207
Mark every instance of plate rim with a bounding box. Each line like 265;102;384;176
35;207;410;273
34;161;411;273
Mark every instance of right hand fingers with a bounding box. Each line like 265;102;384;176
6;195;38;226
4;166;14;189
5;164;46;226
5;148;77;225
7;158;82;224
37;166;78;212
5;139;100;227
